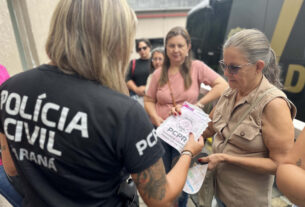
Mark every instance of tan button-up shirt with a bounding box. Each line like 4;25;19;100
212;76;296;207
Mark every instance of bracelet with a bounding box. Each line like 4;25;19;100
181;150;193;158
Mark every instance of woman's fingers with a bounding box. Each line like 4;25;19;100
175;105;182;115
198;156;209;164
168;104;182;116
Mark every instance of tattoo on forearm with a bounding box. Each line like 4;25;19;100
1;145;6;151
134;159;166;200
296;158;302;167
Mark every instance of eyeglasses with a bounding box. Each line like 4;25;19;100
137;46;147;52
152;57;163;62
219;60;251;74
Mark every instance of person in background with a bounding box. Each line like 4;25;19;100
145;26;228;207
0;1;204;207
198;29;296;207
126;38;151;98
145;47;165;95
0;64;22;207
0;64;10;83
276;128;305;207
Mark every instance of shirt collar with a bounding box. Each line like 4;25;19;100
223;76;270;105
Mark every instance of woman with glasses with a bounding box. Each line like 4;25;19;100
145;26;227;207
126;39;151;103
144;47;165;95
198;29;296;207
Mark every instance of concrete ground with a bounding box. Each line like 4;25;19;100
139;187;293;207
0;180;293;207
0;191;293;207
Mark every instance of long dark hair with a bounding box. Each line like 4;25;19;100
135;38;152;52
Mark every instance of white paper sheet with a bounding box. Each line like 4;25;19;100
183;163;208;194
156;102;210;153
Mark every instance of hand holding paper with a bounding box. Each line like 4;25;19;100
156;102;211;194
156;102;210;153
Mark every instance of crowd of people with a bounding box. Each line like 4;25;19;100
0;0;304;207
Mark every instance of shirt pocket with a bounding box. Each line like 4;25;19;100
229;122;264;153
231;122;260;142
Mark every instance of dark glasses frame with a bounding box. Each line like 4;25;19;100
219;60;251;74
137;46;148;52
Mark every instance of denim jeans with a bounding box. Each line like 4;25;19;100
160;140;188;207
0;165;22;207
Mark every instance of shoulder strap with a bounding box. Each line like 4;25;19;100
167;80;177;107
131;59;136;76
220;87;277;152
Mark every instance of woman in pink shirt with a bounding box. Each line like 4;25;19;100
0;64;10;166
0;64;10;85
0;64;22;207
145;27;227;127
144;26;227;207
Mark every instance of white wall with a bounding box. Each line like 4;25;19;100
136;16;186;38
0;1;187;74
0;0;59;75
26;0;59;65
131;14;187;59
0;0;23;75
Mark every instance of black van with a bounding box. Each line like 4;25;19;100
186;0;305;122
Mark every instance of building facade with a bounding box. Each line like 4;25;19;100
0;0;201;74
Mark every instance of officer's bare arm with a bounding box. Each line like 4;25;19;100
132;133;204;206
0;133;17;176
132;156;191;207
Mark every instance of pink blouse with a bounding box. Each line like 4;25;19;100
0;64;10;85
146;60;219;119
0;64;10;166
